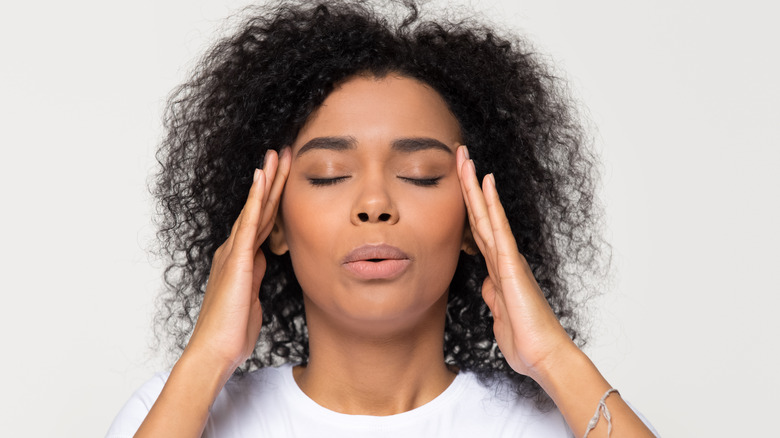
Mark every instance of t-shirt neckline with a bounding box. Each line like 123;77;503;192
279;363;471;427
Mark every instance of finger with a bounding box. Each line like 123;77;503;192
482;174;520;259
482;175;545;308
224;149;273;255
222;197;247;258
455;146;472;211
250;242;268;296
260;149;278;208
263;147;291;225
232;168;267;253
458;153;516;287
243;148;279;250
256;147;291;246
455;148;483;245
459;166;488;256
460;158;496;258
456;156;505;292
456;146;475;220
456;149;496;272
455;149;476;237
481;276;497;313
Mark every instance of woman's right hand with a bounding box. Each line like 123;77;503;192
135;149;291;438
183;147;291;374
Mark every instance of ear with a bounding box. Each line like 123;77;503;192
461;224;478;256
268;213;289;255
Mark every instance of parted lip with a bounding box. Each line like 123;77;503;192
342;244;410;263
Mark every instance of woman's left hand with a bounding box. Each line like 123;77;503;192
457;145;656;437
455;145;577;378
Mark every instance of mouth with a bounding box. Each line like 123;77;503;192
342;244;411;280
342;244;410;263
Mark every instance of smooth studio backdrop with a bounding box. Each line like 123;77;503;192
1;1;777;436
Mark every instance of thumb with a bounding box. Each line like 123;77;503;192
251;248;267;297
481;276;499;318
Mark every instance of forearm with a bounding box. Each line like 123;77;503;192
134;350;234;438
532;345;655;438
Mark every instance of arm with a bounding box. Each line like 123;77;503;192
456;145;654;438
134;148;291;438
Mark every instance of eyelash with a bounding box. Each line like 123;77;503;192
399;177;442;187
307;176;442;187
308;177;350;186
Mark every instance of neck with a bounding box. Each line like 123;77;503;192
293;293;456;416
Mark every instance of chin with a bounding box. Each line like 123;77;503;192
304;289;449;335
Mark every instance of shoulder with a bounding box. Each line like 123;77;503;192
105;371;170;438
457;373;659;437
450;371;574;437
104;366;288;438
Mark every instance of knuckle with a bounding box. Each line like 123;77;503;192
475;215;491;229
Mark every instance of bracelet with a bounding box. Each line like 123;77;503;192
583;388;619;438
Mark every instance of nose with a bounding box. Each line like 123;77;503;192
351;176;398;225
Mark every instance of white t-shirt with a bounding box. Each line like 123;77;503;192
106;364;653;437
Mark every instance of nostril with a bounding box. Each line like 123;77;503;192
358;212;369;222
378;213;390;222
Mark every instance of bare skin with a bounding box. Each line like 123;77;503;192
274;75;465;415
456;145;654;437
134;148;291;437
134;75;654;437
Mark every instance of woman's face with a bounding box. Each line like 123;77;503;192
277;74;467;334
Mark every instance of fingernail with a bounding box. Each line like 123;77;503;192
462;145;470;160
488;173;496;187
262;150;271;168
253;168;261;182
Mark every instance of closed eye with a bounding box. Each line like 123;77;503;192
399;176;442;187
308;176;350;186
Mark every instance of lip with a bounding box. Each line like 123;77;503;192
342;244;411;280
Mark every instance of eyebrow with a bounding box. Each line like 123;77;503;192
392;138;453;154
296;136;357;157
296;136;453;157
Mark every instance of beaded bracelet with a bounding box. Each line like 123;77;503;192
583;388;619;438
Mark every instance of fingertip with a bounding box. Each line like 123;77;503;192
482;172;494;191
488;174;502;202
253;168;261;183
281;146;292;171
457;146;471;177
254;169;266;190
467;159;476;177
262;149;275;169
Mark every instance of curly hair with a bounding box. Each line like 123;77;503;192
152;0;606;402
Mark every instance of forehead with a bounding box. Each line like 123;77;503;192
292;75;462;151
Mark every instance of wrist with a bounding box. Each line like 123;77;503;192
528;342;608;399
134;347;236;436
176;346;239;397
180;342;242;373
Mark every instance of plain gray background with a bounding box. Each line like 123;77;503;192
1;0;778;436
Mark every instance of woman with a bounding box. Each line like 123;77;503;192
107;1;657;436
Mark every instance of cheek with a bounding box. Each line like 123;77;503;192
280;178;337;244
278;182;335;278
407;186;467;274
411;182;466;238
